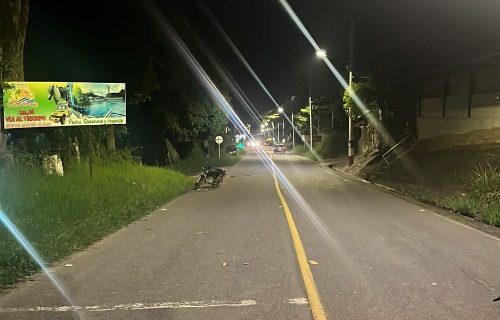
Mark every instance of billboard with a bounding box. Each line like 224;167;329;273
2;81;126;129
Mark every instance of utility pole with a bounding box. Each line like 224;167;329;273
331;105;334;128
271;121;275;142
317;107;320;134
277;121;280;143
348;18;355;166
292;113;295;150
283;119;285;142
309;96;313;148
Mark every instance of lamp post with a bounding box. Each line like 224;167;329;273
309;96;313;147
316;48;354;166
277;107;285;144
283;119;285;143
347;65;354;166
277;120;280;143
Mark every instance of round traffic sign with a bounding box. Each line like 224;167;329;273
215;135;223;144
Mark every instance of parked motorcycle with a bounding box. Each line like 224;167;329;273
193;161;226;190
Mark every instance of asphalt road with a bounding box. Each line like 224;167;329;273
0;151;499;319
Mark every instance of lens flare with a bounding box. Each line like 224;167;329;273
198;3;326;159
202;45;264;124
145;0;338;249
198;2;282;110
277;0;394;146
0;209;83;319
277;0;429;182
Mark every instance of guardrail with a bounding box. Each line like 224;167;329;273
382;134;416;166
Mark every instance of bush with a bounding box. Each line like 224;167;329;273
435;163;500;226
471;163;500;207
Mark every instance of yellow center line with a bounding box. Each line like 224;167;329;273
272;171;328;320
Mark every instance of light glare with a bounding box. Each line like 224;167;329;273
316;49;326;58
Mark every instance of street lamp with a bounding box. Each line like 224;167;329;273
316;47;354;166
277;107;284;144
316;49;327;58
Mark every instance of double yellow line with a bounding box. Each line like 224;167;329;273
272;173;327;320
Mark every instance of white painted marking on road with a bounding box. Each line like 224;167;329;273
286;297;309;305
0;300;257;313
374;183;396;191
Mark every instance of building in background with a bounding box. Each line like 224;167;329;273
417;54;500;139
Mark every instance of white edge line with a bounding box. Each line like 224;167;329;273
286;297;309;305
0;300;257;313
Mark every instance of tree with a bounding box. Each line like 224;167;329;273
0;0;30;153
0;0;29;81
342;80;384;120
292;105;324;133
187;93;228;140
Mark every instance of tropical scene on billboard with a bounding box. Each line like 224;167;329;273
2;81;126;129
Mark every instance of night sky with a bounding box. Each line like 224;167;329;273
24;0;500;124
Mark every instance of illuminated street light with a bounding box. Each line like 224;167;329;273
315;46;353;165
260;124;265;129
278;107;284;113
316;49;327;58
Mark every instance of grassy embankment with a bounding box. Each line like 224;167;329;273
382;156;500;227
368;129;500;227
0;159;193;290
0;148;243;290
435;163;500;226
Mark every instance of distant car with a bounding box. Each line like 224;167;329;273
225;145;238;156
245;140;260;150
273;144;286;153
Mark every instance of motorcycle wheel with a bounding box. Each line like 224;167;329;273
194;176;203;190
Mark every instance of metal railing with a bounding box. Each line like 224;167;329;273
382;134;416;166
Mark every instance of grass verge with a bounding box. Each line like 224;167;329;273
0;160;192;290
384;163;500;227
436;163;500;226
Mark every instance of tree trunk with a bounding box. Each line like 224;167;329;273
0;0;30;152
0;0;29;81
74;137;80;162
106;127;116;152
